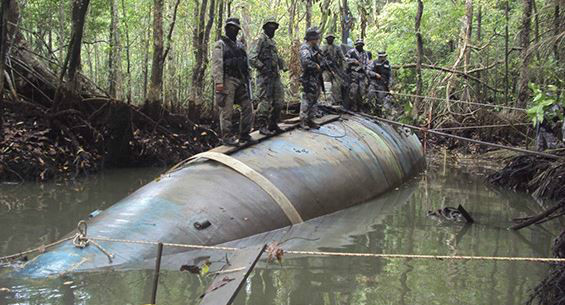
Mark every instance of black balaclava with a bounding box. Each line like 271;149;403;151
326;37;335;45
355;44;364;53
264;24;277;39
225;25;240;42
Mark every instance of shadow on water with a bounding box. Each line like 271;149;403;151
0;164;560;304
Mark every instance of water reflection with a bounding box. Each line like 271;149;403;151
0;163;559;305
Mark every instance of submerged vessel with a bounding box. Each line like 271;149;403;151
17;111;425;277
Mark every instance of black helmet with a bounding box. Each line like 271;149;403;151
354;39;365;46
225;17;241;30
262;17;279;29
304;27;321;41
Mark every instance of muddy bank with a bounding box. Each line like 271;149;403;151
0;100;218;182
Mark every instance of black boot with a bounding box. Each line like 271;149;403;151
257;116;275;136
221;136;239;147
267;107;284;134
300;119;311;130
239;134;258;146
307;119;320;129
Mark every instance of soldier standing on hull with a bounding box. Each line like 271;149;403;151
345;39;370;112
321;32;346;106
367;51;392;116
249;17;286;136
299;28;323;130
212;18;257;146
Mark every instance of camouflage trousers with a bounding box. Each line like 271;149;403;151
300;82;321;121
348;77;366;112
215;76;253;139
326;74;344;105
535;125;560;151
256;74;285;124
367;84;387;115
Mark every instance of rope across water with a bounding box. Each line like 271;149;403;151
3;233;565;264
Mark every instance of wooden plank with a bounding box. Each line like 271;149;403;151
199;245;266;305
209;114;341;155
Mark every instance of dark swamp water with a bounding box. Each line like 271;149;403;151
0;161;560;305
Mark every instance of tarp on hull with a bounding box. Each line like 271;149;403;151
18;113;425;277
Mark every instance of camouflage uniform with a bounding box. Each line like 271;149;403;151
212;19;254;144
299;28;323;128
249;17;286;133
536;104;564;151
366;53;392;116
345;40;370;111
321;33;346;105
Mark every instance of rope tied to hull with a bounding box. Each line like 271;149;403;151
71;221;115;263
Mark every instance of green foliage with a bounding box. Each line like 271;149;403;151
526;83;563;125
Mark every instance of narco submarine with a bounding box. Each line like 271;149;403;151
17;111;425;277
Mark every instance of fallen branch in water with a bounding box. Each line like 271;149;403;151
510;200;565;230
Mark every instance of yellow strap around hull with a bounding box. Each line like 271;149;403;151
188;151;303;225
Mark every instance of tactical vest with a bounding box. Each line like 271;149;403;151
222;37;249;78
347;49;369;72
372;60;391;86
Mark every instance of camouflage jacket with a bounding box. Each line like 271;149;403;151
345;48;369;73
249;33;286;78
321;43;345;71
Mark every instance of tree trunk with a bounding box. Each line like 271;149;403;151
190;0;215;114
143;11;150;101
462;0;473;101
412;0;424;119
51;0;90;110
147;0;164;104
554;1;560;63
66;0;90;92
121;0;132;103
109;0;123;100
318;0;332;37
516;0;533;108
216;0;224;41
476;3;482;100
504;0;509;105
532;0;540;62
0;0;11;139
305;0;312;28
340;0;352;45
359;0;369;40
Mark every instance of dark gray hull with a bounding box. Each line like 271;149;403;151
18;114;425;277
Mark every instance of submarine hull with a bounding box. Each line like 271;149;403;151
19;113;425;277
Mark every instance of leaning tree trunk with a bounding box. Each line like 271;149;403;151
109;0;123;100
516;0;533;108
51;0;90;111
146;0;164;105
412;0;423;119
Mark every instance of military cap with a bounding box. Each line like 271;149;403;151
378;51;388;57
262;17;279;29
304;27;321;41
354;39;365;46
225;17;241;30
325;32;336;39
